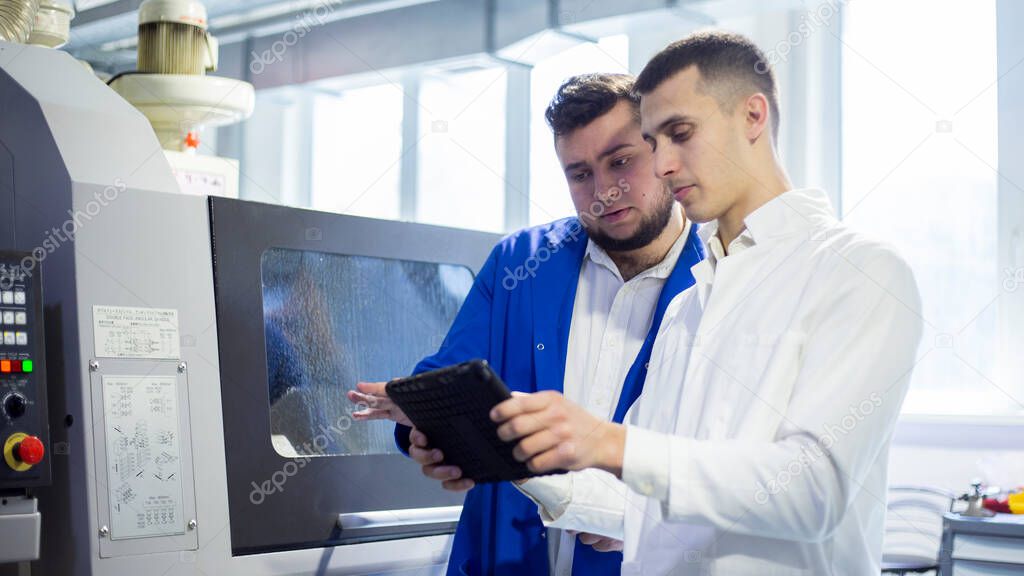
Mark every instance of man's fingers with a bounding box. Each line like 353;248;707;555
526;443;576;473
441;478;475;492
356;381;388;395
352;408;393;421
421;464;463;482
347;390;393;410
409;444;443;466
594;539;623;552
409;428;429;448
512;429;561;463
578;533;623;552
496;414;547;442
490;391;558;423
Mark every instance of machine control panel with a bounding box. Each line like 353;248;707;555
0;251;50;488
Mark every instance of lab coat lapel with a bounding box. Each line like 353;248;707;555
612;223;704;423
530;220;588;394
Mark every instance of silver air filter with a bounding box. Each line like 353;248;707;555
0;0;41;43
137;0;216;75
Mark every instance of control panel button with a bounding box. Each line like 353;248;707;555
4;433;44;471
1;312;12;325
15;332;26;346
21;360;32;373
0;360;9;373
2;332;13;346
3;393;26;419
13;291;24;305
16;436;44;465
0;292;11;305
14;312;25;325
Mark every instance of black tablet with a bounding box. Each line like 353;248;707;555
386;360;565;484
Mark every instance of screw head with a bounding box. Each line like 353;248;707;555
88;360;100;372
177;362;187;374
99;525;109;537
187;519;197;530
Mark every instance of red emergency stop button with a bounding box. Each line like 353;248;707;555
4;432;44;471
15;435;44;465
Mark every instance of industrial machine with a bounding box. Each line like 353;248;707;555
0;27;497;576
109;0;255;198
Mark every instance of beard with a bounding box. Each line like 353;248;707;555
584;187;675;253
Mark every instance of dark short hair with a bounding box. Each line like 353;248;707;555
545;73;640;137
634;31;780;142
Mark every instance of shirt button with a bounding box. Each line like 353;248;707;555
639;481;654;495
536;343;545;351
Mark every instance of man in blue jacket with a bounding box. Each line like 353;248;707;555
348;73;704;576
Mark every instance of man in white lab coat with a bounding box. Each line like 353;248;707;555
492;31;924;575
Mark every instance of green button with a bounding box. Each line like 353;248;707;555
22;360;32;373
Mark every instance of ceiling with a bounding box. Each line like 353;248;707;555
66;0;439;71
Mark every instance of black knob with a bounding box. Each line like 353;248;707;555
3;393;26;419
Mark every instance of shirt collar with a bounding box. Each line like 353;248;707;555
585;219;693;282
697;188;836;260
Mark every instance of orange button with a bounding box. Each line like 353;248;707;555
0;360;10;373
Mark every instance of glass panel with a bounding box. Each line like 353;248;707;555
261;248;474;456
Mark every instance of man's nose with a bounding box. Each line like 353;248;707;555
594;173;623;205
652;145;679;179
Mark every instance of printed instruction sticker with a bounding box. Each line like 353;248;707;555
102;375;185;540
93;306;181;360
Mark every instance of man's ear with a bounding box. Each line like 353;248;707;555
744;92;770;143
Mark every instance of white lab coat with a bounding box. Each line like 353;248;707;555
525;188;924;575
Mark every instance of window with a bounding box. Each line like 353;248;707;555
261;248;474;457
417;66;508;232
841;0;1015;415
529;35;630;227
311;83;404;219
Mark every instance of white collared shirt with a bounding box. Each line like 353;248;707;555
532;219;692;576
525;189;924;575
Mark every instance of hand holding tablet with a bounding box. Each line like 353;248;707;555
386;360;568;484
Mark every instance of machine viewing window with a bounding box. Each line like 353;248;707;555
260;248;474;458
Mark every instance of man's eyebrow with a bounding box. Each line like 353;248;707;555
563;160;587;173
597;143;633;161
642;114;696;140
